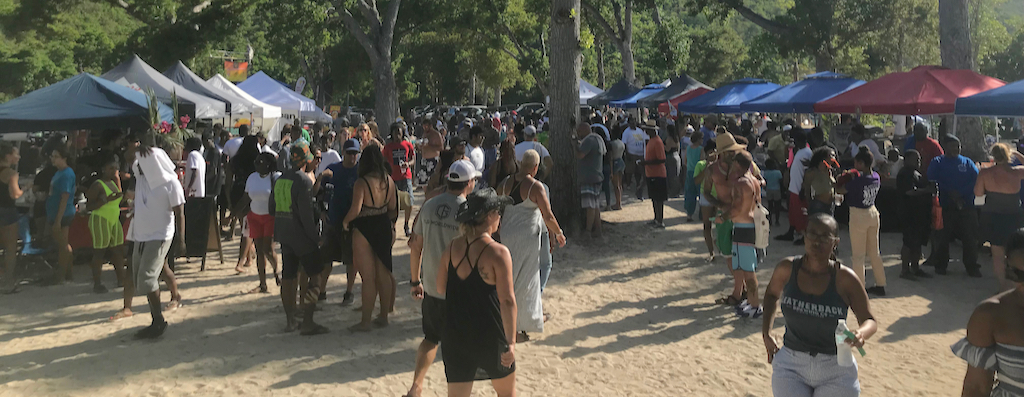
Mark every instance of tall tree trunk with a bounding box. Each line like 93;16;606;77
549;0;583;234
938;0;983;160
495;87;502;107
596;42;606;89
581;0;636;85
373;61;400;126
338;0;402;127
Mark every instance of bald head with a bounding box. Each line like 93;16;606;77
576;122;591;139
809;213;839;233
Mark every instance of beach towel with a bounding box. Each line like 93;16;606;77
136;148;178;189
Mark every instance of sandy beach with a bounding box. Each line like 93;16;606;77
0;193;992;396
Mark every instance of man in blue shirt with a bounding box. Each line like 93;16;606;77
319;139;361;306
926;135;981;277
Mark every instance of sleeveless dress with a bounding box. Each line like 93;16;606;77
0;166;18;226
89;180;124;249
349;176;397;273
442;237;515;382
498;176;544;333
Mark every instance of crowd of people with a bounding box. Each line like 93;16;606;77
3;103;1024;396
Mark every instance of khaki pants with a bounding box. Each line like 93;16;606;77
849;206;886;287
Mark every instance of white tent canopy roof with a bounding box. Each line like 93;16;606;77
206;74;282;119
580;79;604;105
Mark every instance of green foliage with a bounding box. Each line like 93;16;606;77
981;20;1024;81
684;22;745;86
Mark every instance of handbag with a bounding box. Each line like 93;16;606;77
754;203;770;249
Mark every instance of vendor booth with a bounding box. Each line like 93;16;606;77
206;74;284;138
102;55;227;119
580;80;604;105
609;83;667;108
0;73;173;133
237;71;331;127
586;78;643;107
637;74;712;116
814;66;1005;115
955;79;1024;117
740;71;865;114
677;78;781;114
163;61;256;115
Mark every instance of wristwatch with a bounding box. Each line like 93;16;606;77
410;280;422;287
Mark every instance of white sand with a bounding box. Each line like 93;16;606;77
0;194;993;396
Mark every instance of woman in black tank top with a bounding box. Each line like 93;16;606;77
0;143;22;292
436;188;516;396
761;213;878;396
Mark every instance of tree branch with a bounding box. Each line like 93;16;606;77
581;1;623;43
720;0;791;36
336;5;380;66
623;0;633;46
380;0;401;57
356;0;382;41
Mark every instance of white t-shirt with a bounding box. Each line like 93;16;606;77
515;141;550;161
789;147;813;194
468;144;485;172
129;167;186;242
317;149;342;176
184;150;206;198
245;171;281;215
223;137;244;157
622;127;648;156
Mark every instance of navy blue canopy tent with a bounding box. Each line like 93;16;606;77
677;78;781;114
0;73;173;133
955;79;1024;117
609;83;667;108
586;78;643;107
740;72;865;113
637;74;712;107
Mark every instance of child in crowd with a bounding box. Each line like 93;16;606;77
762;159;784;226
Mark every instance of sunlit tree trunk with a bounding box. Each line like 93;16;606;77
549;0;583;233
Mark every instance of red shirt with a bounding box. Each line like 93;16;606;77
383;140;415;181
645;135;667;178
915;137;944;179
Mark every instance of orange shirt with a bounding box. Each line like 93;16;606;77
645;135;667;178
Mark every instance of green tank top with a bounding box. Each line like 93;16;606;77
92;180;121;221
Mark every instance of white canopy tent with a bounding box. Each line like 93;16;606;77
580;80;604;105
207;74;285;140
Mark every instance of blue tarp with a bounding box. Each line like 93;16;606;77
677;78;781;114
237;71;331;123
955;79;1024;117
740;72;865;113
609;83;666;108
0;73;173;133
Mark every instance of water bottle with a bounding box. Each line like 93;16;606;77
835;320;855;367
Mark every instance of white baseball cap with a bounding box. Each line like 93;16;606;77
447;160;481;182
524;125;537;136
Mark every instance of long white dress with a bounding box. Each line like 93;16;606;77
499;178;544;333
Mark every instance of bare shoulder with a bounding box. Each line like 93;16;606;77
487;241;512;261
773;257;795;274
835;264;865;289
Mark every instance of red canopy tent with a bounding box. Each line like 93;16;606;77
814;66;1005;115
657;87;712;115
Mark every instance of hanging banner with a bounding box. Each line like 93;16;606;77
294;77;307;94
224;61;249;82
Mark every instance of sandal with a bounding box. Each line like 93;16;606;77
164;300;183;312
109;308;133;322
246;285;269;294
715;295;742;306
516;331;531;343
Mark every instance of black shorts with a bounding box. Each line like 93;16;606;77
321;224;354;265
281;244;324;280
422;294;446;344
647;177;668;202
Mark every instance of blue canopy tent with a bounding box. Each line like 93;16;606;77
0;73;173;133
608;83;666;108
955;79;1024;117
740;72;865;113
237;71;331;123
677;78;781;114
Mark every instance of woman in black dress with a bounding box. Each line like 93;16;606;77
437;188;517;397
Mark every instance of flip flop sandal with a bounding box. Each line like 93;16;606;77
300;324;330;336
164;300;183;312
715;295;742;306
246;285;269;294
109;309;133;322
